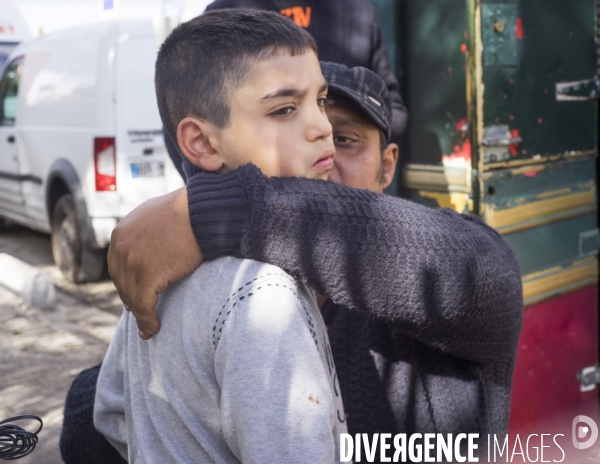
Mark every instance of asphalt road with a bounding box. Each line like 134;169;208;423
0;224;121;464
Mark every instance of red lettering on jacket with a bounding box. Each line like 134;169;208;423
281;7;312;28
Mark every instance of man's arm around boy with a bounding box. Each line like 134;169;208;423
111;163;523;366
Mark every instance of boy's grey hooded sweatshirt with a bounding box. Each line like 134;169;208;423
94;257;348;463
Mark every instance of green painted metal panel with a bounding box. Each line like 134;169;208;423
480;0;597;165
401;0;469;165
480;157;597;234
482;157;596;207
503;213;598;276
482;4;518;66
399;0;597;166
580;229;600;256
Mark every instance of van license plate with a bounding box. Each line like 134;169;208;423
131;162;165;178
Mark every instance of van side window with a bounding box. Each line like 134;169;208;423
0;57;23;125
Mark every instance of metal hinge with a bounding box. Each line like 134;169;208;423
579;366;600;392
482;125;522;146
556;78;600;101
481;125;522;164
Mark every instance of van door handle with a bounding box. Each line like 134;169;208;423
7;135;15;143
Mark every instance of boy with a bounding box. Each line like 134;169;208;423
94;10;348;463
163;0;407;181
204;0;407;141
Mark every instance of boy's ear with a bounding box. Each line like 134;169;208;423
381;142;399;190
176;117;224;172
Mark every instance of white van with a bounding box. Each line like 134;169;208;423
0;19;183;283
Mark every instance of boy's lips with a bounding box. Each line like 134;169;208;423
313;149;334;170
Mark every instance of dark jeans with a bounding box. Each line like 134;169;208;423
60;363;126;464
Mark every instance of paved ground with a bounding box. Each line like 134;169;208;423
0;224;121;464
0;224;122;317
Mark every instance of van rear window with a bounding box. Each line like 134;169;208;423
0;57;23;124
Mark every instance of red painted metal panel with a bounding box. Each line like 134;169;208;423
510;286;598;437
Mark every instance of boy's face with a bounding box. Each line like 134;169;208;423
326;102;398;193
200;50;334;180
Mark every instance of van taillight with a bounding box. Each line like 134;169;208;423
94;137;116;191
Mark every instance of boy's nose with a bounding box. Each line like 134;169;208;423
306;107;332;142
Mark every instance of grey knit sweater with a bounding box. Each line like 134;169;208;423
184;162;524;459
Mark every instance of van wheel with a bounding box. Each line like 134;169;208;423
51;194;106;283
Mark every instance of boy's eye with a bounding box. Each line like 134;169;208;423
270;106;295;117
318;97;334;108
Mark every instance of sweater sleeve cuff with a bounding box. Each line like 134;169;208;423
184;162;250;261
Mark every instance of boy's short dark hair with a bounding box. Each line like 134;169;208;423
156;9;317;139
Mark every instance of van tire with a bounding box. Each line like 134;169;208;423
51;194;106;283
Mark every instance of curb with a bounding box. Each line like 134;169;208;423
0;253;56;310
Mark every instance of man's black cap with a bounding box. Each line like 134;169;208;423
320;61;392;142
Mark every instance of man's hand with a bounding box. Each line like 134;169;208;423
108;187;204;340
